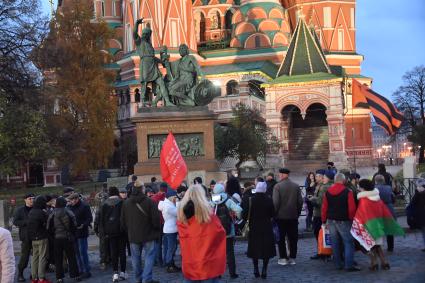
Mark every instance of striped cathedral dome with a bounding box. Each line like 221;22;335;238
230;0;290;49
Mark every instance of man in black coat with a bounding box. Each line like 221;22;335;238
68;193;93;279
27;195;50;282
13;193;34;282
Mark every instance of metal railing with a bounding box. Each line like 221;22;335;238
394;178;418;204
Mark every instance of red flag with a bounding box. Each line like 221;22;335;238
160;132;187;189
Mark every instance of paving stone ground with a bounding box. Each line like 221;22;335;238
16;229;425;283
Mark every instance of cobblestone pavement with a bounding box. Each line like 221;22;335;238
16;229;425;283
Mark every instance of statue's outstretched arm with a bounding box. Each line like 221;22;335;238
133;18;143;46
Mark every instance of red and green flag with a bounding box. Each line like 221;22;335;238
351;195;404;251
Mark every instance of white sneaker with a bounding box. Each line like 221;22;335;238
278;258;289;266
119;272;128;280
289;258;296;265
112;273;119;282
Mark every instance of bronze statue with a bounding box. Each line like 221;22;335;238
133;18;174;107
167;44;205;106
134;18;218;107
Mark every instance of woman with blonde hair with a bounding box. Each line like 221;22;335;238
177;184;226;283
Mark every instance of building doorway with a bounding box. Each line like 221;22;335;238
282;103;329;161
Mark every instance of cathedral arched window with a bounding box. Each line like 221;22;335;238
101;0;105;17
225;10;233;30
119;91;123;105
126;89;130;104
226;80;239;96
134;88;141;103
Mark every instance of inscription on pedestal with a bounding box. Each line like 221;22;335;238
148;133;204;158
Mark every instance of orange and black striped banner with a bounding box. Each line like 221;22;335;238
352;79;403;135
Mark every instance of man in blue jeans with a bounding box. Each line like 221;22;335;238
321;173;360;272
68;192;93;279
121;181;161;283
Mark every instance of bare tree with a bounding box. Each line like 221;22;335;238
393;65;425;163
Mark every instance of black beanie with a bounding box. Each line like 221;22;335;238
108;186;119;197
359;179;374;191
55;197;67;208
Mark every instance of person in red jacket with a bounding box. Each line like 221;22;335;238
322;172;360;272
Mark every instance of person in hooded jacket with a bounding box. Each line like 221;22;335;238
99;187;127;282
47;197;80;283
158;189;181;273
242;182;276;279
211;183;242;279
121;183;161;283
321;173;359;272
27;195;51;283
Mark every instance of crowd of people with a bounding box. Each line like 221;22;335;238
4;163;425;283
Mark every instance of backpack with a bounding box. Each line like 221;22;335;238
103;202;122;236
215;200;232;235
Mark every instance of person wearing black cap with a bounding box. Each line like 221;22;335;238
273;168;303;266
47;197;80;282
13;193;34;282
63;187;75;198
327;162;337;175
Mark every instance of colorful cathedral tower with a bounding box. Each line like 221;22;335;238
58;0;375;174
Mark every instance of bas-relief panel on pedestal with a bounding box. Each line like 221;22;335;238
148;133;204;159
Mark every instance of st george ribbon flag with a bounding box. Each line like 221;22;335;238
352;79;403;135
160;132;188;189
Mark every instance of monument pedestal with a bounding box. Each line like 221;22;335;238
131;106;226;184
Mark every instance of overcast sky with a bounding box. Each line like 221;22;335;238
41;0;425;99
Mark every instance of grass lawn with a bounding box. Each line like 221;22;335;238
0;182;104;205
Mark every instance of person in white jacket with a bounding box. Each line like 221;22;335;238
158;189;181;273
0;227;15;283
